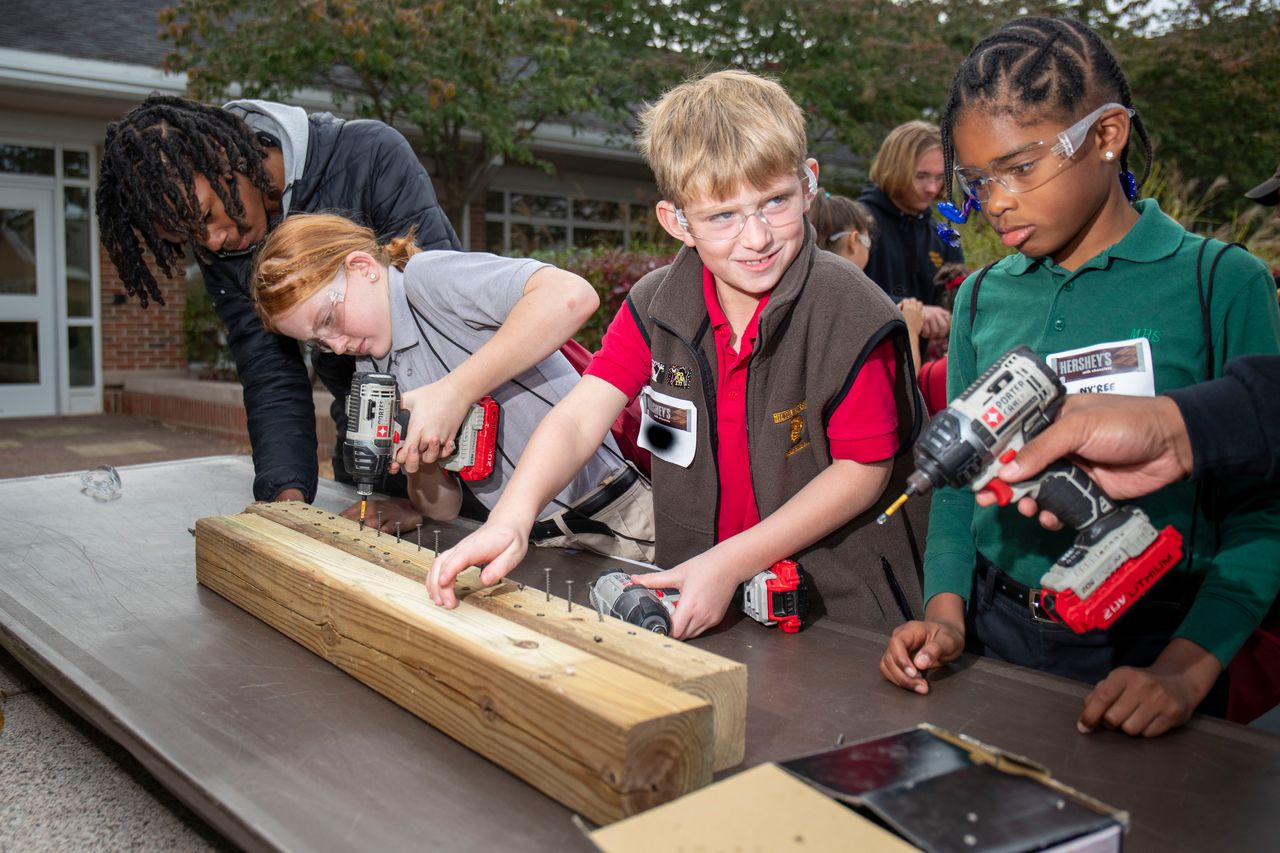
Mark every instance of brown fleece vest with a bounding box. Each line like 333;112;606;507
625;226;930;634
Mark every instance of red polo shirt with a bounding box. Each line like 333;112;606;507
587;267;898;542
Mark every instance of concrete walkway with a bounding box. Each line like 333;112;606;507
0;414;249;480
0;649;233;851
0;414;251;849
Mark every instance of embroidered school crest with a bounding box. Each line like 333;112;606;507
772;401;811;458
668;364;691;388
651;359;667;385
929;250;943;268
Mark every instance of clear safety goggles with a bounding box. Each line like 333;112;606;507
307;279;348;354
827;230;872;249
675;168;816;242
951;102;1135;204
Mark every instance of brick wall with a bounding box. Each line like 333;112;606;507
121;385;337;465
99;243;187;373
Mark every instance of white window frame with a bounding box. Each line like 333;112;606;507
482;189;651;254
0;136;100;415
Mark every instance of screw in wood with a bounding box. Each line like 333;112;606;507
434;529;441;557
377;509;383;536
566;580;574;612
544;567;552;602
417;526;421;552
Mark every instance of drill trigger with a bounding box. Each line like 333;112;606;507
984;479;1014;506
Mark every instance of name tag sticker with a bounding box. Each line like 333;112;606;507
1047;337;1155;397
638;386;698;468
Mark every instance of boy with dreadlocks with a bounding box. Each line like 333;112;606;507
879;16;1280;738
96;96;458;525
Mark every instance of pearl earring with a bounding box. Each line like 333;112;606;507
1104;151;1115;161
369;272;378;281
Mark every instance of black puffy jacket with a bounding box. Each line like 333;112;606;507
856;184;963;305
198;112;460;502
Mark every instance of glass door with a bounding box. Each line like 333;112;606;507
0;184;57;417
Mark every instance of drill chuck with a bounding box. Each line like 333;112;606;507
589;571;672;633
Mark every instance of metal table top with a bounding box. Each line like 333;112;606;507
1;457;1276;851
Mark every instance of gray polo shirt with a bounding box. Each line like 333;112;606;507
361;251;622;519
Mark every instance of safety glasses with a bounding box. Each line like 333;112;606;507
675;167;817;242
936;102;1138;247
827;230;872;249
307;277;348;353
952;102;1135;204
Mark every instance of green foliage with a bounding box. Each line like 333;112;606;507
157;0;1279;229
1144;161;1280;270
182;278;236;378
161;0;662;224
1118;1;1280;218
532;245;677;350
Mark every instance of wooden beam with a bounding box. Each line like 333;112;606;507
195;512;713;824
246;502;747;771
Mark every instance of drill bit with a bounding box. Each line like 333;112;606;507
416;526;421;552
377;509;383;536
434;529;441;557
545;567;552;602
395;521;401;543
566;580;574;612
877;492;910;525
359;498;367;531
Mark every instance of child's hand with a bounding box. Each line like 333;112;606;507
898;298;925;339
921;305;952;339
1078;638;1220;737
880;618;965;694
628;558;740;640
340;497;423;533
394;378;471;474
427;517;531;608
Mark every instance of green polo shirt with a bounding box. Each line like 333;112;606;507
925;198;1280;665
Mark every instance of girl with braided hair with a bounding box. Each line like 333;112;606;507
880;16;1280;738
96;95;460;524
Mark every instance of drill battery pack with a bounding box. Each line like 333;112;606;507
1042;525;1183;634
440;396;499;481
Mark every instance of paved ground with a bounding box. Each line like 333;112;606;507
0;414;249;480
0;648;233;851
0;414;250;850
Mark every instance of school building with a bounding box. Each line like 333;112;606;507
0;1;657;421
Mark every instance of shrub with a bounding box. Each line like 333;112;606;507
182;277;236;380
534;245;677;350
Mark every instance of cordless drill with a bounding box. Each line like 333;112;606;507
344;372;500;528
589;560;809;635
878;345;1183;634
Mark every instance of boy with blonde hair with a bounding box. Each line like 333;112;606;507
431;70;927;638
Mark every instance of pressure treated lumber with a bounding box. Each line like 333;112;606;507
245;501;748;770
195;511;713;824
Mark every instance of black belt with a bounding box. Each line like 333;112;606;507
977;558;1057;624
530;465;638;541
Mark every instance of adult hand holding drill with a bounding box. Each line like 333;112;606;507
977;354;1280;527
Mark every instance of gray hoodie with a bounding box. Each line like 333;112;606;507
223;99;310;216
